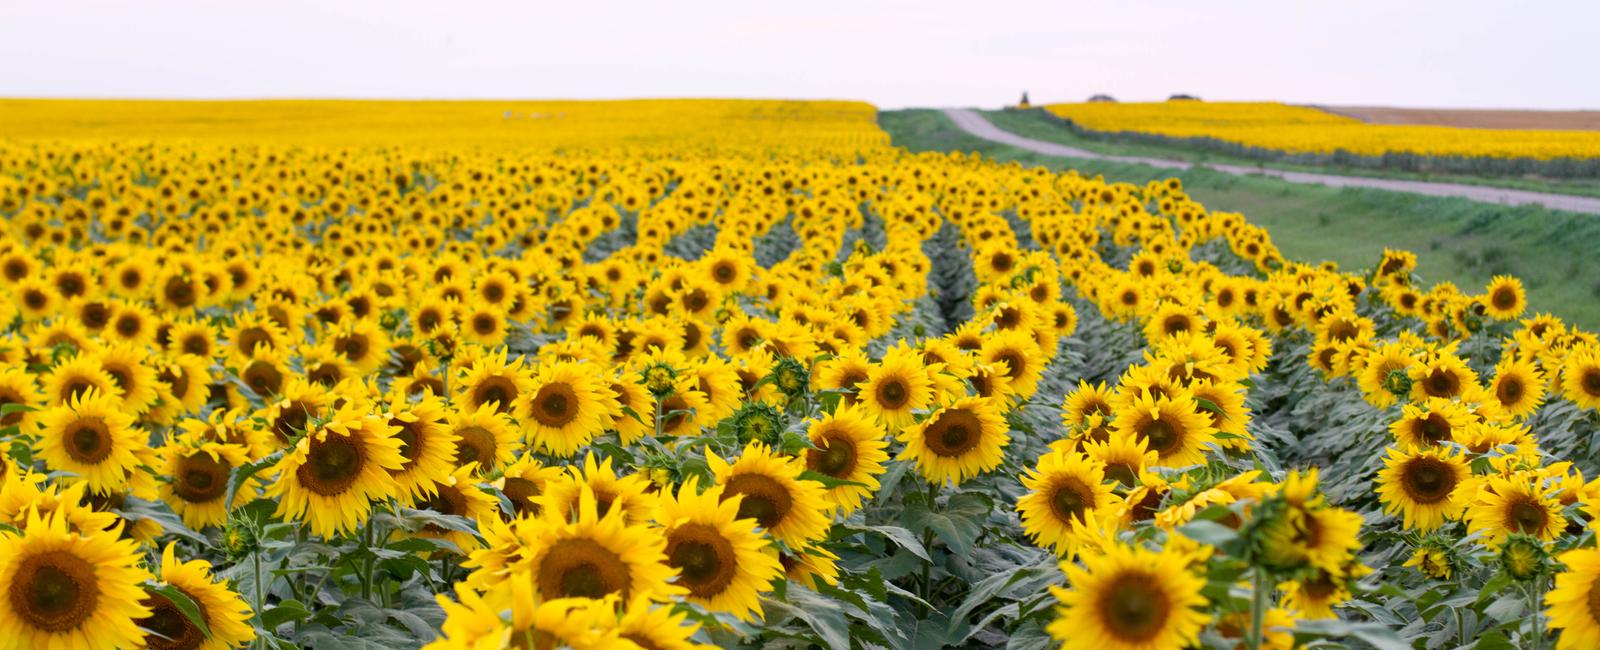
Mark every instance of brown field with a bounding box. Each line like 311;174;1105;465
1316;105;1600;131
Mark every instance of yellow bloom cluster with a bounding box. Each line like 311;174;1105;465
1045;101;1600;160
0;99;1598;650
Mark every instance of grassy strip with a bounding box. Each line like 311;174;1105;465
880;109;1600;329
988;108;1600;199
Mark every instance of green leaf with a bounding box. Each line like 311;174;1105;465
904;492;990;556
764;586;851;650
845;524;930;562
798;469;869;490
146;583;211;639
261;599;313;629
1176;519;1241;550
0;403;37;416
227;448;284;510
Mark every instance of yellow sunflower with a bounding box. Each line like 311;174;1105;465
1547;547;1600;650
897;396;1010;486
265;408;405;538
34;389;144;495
0;508;153;650
855;348;934;431
1389;397;1473;449
1490;357;1546;419
409;464;499;553
157;438;253;530
1375;445;1471;532
140;543;256;650
1046;542;1210;650
1560;347;1600;411
384;390;458;504
447;403;521;476
1017;448;1117;556
518;361;618;458
535;453;658;526
1109;390;1217;468
803;405;889;515
709;442;832;549
654;477;784;621
1466;475;1565;546
979;327;1046;398
1481;275;1526;321
515;486;680;601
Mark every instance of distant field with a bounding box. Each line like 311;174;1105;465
1319;105;1600;131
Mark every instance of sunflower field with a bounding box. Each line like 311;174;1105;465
1041;102;1600;178
1;99;1599;650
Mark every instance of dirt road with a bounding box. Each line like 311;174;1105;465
942;109;1600;215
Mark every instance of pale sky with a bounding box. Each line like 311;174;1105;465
3;0;1596;110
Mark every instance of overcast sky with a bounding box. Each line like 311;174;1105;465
4;0;1596;110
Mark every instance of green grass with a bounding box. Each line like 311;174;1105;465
879;109;1600;329
985;109;1600;199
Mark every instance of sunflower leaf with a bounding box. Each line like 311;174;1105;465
227;448;285;511
145;582;213;639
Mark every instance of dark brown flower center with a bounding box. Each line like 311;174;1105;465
1100;572;1171;642
1400;458;1455;504
723;473;792;530
296;434;366;496
174;452;230;503
537;539;630;600
924;408;983;457
666;523;738;598
11;551;99;633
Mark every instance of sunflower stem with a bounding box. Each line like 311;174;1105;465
1248;567;1269;650
1527;576;1544;650
252;551;266;649
919;480;939;615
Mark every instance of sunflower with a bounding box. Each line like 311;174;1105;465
40;353;120;407
0;365;43;433
140;543;255;650
801;405;888;515
157;438;253;530
855;348;934;431
1375;445;1471;532
979;328;1046;398
1466;475;1565;546
458;305;508;347
1110;390;1217;468
1389;398;1473;449
265;408;405;539
897;396;1010;486
384;391;458;504
709;442;832;549
494;455;565;520
410;464;499;553
0;508;153;650
605;375;652;446
654;477;784;621
91;342;160;414
34;389;144;495
1560;348;1600;411
147;354;213;424
455;351;532;419
426;587;614;650
1062;380;1115;443
1082;432;1158;488
515;487;680;601
1489;357;1545;419
611;594;709;650
1045;542;1210;650
1279;564;1368;620
447;403;521;476
778;545;842;590
1481;275;1526;321
535;453;657;526
1017;448;1117;556
1547;547;1600;650
1409;351;1478;401
519;361;618;458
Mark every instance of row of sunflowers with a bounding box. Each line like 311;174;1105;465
0;99;1599;649
1043;101;1600;163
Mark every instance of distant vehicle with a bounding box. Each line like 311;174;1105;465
1168;94;1202;101
1087;94;1117;103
